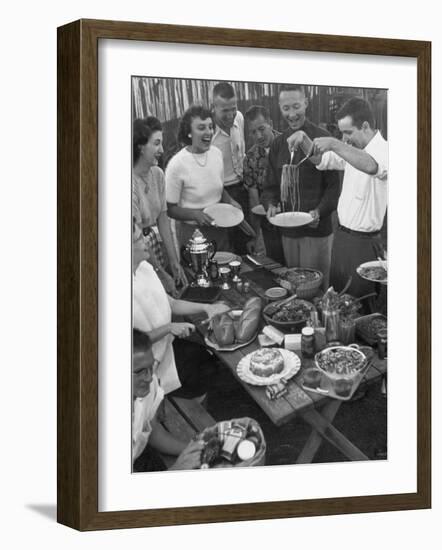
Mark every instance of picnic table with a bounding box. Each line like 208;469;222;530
184;255;387;463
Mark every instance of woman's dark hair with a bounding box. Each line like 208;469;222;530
336;97;375;129
133;116;162;164
177;104;215;146
133;328;152;354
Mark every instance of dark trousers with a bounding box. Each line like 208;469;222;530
170;338;218;399
330;226;385;306
225;183;252;256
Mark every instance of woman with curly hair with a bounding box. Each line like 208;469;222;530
133;116;187;295
165;105;242;250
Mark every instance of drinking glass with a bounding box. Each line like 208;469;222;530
219;266;231;290
339;317;356;345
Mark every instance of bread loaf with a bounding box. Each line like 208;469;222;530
212;313;235;345
235;297;262;342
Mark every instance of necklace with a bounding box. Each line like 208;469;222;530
190;148;208;167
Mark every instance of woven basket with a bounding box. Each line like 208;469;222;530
196;417;266;468
278;267;323;300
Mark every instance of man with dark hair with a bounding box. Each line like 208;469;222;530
243;104;283;260
211;82;249;254
287;96;388;298
261;85;340;288
132;328;205;472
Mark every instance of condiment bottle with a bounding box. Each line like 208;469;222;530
301;326;315;358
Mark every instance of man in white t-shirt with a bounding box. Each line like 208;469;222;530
287;97;388;298
132;329;204;471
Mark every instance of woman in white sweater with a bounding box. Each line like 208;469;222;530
165;105;241;251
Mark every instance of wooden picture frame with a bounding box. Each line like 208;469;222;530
57;18;431;531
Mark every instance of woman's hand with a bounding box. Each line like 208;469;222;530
229;198;242;210
193;210;217;227
171;261;188;288
204;302;231;320
169;322;195;338
157;268;179;298
169;440;205;471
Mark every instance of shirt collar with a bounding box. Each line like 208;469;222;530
213;114;240;137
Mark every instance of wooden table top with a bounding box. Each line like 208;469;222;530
186;255;387;427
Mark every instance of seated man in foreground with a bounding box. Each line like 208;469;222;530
132;329;204;471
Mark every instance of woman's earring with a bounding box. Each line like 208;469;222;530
188;134;192;138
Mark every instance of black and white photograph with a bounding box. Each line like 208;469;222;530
131;76;388;473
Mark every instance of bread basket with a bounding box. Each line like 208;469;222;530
277;267;323;300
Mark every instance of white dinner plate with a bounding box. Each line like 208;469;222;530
356;260;388;284
204;203;244;228
269;212;313;228
236;348;301;386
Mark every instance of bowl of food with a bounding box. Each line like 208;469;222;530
314;344;367;381
263;297;316;332
276;267;323;300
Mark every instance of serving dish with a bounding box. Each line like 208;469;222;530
236;348;301;386
355;313;388;345
262;298;316;333
356;260;388;284
276;267;323;300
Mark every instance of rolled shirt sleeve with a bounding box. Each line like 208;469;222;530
316;150;346;172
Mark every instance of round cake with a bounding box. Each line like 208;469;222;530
249;348;284;378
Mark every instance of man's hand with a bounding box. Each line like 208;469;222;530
287;130;307;152
312;137;340;156
169;440;205;471
193;210;217;226
169;322;195;338
246;234;266;256
266;204;281;221
307;209;320;228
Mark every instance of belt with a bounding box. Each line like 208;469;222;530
338;224;380;237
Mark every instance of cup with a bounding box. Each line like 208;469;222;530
334;378;353;398
229;260;241;283
339;317;356;345
302;368;322;390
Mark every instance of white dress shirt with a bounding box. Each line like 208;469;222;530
132;374;164;461
212;111;245;186
317;130;388;232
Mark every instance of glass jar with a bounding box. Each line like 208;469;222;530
301;326;315;358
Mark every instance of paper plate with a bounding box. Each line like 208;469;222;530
356;260;388;284
269;212;313;228
204;203;244;228
236;348;301;386
251;204;266;216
